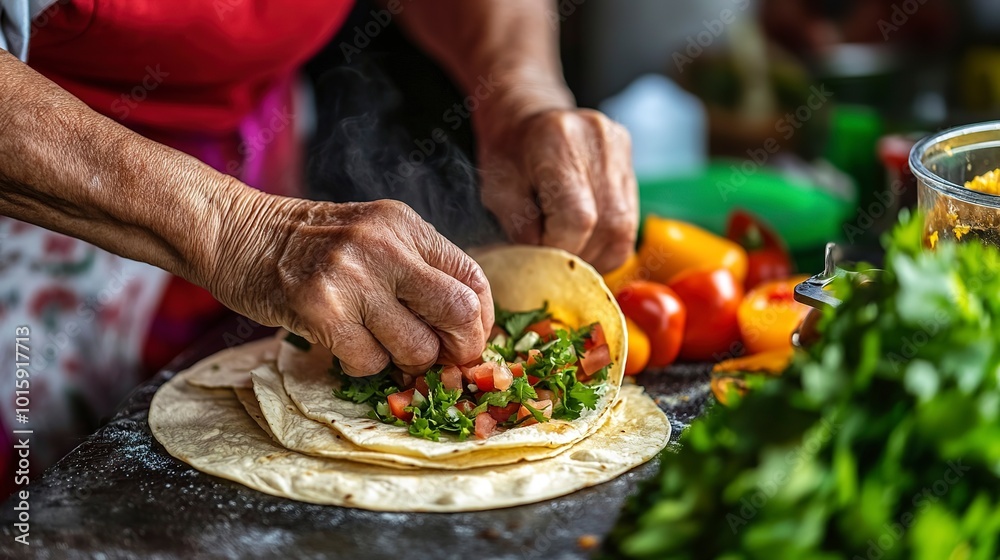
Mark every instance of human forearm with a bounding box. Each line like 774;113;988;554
389;0;574;140
0;49;246;285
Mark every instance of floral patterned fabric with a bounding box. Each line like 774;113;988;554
0;73;304;497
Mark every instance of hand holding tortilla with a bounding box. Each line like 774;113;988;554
150;246;670;511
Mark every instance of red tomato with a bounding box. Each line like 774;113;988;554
471;364;496;392
387;389;415;422
413;376;429;397
455;400;476;414
616;281;687;368
509;363;525;378
460;359;483;384
475;413;497;439
526;349;542;366
440;366;463;392
584;324;607;351
668;268;744;362
526;319;555;340
526;349;543;384
517;399;553;426
579;344;612;377
488;402;520;422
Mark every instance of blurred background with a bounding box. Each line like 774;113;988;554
305;0;999;271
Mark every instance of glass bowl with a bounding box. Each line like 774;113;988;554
910;121;1000;247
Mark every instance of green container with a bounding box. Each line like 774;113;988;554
638;163;856;252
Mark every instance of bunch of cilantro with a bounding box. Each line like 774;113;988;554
606;213;1000;560
332;305;607;441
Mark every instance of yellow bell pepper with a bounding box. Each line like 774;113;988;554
637;216;748;285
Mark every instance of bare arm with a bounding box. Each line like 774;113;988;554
0;49;492;374
391;0;638;272
0;48;239;285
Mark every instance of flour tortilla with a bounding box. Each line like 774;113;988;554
185;335;280;389
279;246;628;459
150;370;669;512
249;363;573;470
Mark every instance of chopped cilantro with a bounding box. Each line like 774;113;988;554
495;303;550;340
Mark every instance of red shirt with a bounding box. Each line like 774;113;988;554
28;0;353;134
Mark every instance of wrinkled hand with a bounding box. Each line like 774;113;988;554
207;194;494;376
478;108;639;273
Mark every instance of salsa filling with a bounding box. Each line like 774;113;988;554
309;304;613;441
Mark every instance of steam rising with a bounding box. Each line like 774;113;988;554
307;61;504;249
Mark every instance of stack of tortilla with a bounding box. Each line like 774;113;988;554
149;247;671;512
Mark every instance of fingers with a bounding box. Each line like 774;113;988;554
364;298;441;374
525;111;637;272
579;127;639;272
319;321;391;378
533;159;598;255
413;228;495;343
480;157;544;246
395;261;487;365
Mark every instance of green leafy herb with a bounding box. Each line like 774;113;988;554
606;212;1000;559
332;368;397;405
495;303;550;340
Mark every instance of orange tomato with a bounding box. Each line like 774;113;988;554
623;318;651;375
737;275;811;355
638;216;748;285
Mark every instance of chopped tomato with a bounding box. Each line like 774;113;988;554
526;349;542;366
526;319;555;340
488;402;520;422
475;412;497;439
517;399;553;426
509;362;525;378
584;324;607;351
471;363;496;392
460;359;483;384
493;362;514;391
441;366;464;392
528;375;540;385
413;376;429;397
455;400;476;414
535;388;557;404
387;389;415;422
579;344;612;377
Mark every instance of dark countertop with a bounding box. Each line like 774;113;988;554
0;320;712;560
